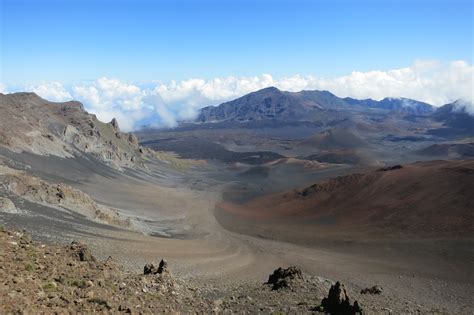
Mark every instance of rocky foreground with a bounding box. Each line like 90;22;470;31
0;226;454;314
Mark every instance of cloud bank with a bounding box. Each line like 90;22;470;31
2;60;472;131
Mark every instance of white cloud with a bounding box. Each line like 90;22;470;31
272;60;473;106
6;60;473;130
0;83;8;94
29;82;72;102
71;77;150;131
453;99;474;115
143;94;178;128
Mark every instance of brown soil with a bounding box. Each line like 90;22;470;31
218;160;474;238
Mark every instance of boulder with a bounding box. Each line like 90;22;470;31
144;263;159;275
361;285;383;295
320;281;362;314
266;266;303;290
68;241;96;262
158;259;168;274
0;197;16;213
144;259;169;275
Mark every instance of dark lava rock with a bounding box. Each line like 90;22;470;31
68;241;96;262
361;285;383;295
377;164;403;172
266;266;303;290
144;263;159;275
158;259;168;274
144;259;169;275
320;281;362;314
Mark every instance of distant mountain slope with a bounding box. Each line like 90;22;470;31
220;160;474;238
300;128;369;150
196;87;435;123
0;92;148;169
432;100;474;131
417;142;474;158
197;87;319;122
344;97;434;115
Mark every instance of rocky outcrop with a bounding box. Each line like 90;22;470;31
127;133;139;146
144;259;169;275
68;241;97;262
319;281;363;314
266;266;303;290
109;118;120;133
0;197;16;213
0;92;150;170
144;263;159;275
0;164;132;228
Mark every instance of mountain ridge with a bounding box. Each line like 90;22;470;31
0;92;150;170
196;87;436;123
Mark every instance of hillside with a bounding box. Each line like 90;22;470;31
0;92;149;170
218;160;474;238
417;142;474;158
431;100;474;132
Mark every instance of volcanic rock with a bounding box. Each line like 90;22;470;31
0;197;16;213
320;281;362;314
361;285;383;295
68;241;96;262
0;93;149;170
158;259;169;274
144;259;169;275
266;266;303;290
144;263;159;275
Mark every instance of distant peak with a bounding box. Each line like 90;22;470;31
259;86;281;92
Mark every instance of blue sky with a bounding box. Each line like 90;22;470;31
0;0;472;130
1;0;472;85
